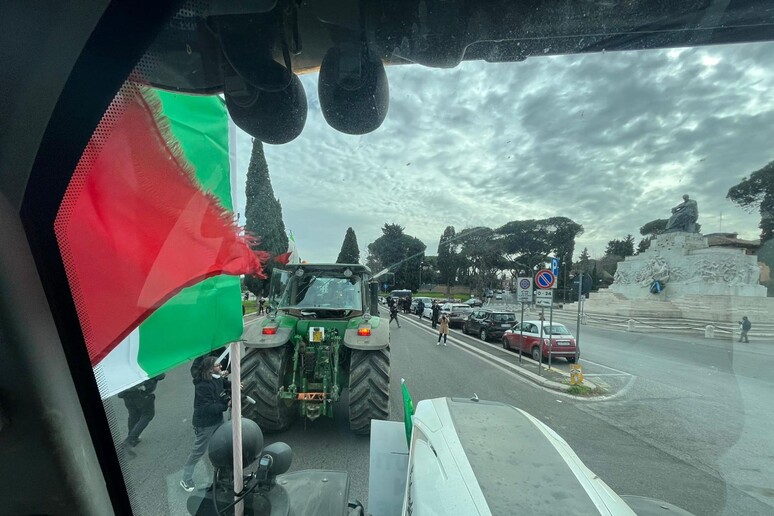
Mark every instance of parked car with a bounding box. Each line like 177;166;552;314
463;309;518;341
464;297;483;307
495;293;503;300
439;303;472;328
502;321;578;363
410;297;434;315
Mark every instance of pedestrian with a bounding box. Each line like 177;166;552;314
417;299;425;319
739;316;752;343
431;301;440;329
437;315;449;346
389;300;401;328
180;356;231;492
117;373;166;456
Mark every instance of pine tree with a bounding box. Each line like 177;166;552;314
437;226;457;295
577;247;591;273
336;227;361;264
244;140;288;296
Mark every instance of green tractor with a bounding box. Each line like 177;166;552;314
241;264;390;434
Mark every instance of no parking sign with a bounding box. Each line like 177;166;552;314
535;270;556;289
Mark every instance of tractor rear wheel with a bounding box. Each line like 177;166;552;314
242;345;297;433
348;348;390;435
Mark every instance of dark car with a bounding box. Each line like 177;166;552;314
463;309;518;341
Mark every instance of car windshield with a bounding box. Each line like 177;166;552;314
492;313;516;323
15;3;774;516
279;273;362;311
545;324;572;336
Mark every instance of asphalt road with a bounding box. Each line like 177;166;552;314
111;308;774;515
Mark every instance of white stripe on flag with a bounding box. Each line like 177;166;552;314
95;328;147;398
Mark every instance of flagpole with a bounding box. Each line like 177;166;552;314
230;341;244;516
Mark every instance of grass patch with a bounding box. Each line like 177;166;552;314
565;383;604;396
243;299;257;315
414;291;468;300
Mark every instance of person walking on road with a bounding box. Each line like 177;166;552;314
181;356;231;492
437;315;449;346
417;299;425;319
431;301;440;329
118;373;166;456
739;316;752;343
389;298;401;328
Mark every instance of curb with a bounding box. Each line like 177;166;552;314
399;316;599;395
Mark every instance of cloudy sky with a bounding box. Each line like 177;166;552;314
231;41;773;263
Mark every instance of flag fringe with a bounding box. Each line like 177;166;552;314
135;84;269;278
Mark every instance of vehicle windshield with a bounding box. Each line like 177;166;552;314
279;272;362;311
545;324;572;336
20;3;774;516
492;313;516;323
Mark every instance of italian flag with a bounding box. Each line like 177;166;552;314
55;85;265;398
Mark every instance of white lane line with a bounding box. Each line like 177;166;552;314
398;317;604;400
402;315;635;380
400;317;560;382
578;358;630;375
582;373;630;377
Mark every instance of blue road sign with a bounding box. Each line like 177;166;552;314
535;270;556;289
551;258;559;276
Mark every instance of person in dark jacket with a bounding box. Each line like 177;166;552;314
431;300;441;329
417;299;425;319
180;356;231;492
118;373;165;453
739;316;752;343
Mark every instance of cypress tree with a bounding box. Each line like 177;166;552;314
244;140;289;296
336;227;361;264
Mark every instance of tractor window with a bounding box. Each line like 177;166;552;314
279;272;363;311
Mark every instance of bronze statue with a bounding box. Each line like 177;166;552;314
664;194;699;233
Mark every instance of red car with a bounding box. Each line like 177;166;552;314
502;320;579;363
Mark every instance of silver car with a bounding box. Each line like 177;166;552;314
440;303;473;328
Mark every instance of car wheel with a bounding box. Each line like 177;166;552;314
479;329;487;341
502;337;510;350
567;355;578;364
532;346;541;362
463;323;468;335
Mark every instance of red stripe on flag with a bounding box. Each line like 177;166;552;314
55;85;268;365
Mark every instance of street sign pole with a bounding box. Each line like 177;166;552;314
519;302;524;364
538;306;544;376
576;272;583;352
548;291;554;370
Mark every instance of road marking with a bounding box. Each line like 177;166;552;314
578;358;630;375
401;317;561;380
582;373;630;377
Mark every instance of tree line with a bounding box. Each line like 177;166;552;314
242;138;774;297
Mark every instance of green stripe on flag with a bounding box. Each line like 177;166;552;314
137;91;242;376
155;91;233;209
402;379;414;447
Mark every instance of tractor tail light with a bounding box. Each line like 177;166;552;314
262;326;278;335
357;326;372;337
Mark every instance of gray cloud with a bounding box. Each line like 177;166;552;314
233;41;773;263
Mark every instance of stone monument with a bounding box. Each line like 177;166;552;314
585;195;772;323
